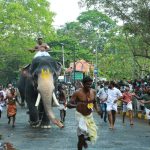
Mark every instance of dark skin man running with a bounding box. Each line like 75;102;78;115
67;76;101;150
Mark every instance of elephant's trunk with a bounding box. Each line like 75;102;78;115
37;69;63;128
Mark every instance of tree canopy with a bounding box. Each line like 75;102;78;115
0;0;55;85
80;0;150;77
1;0;149;85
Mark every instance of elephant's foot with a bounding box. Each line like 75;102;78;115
52;118;64;128
32;124;40;128
29;121;41;128
40;125;51;129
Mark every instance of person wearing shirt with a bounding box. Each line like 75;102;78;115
97;82;109;122
139;87;150;125
106;81;122;129
121;85;137;125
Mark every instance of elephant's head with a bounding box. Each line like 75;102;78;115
30;56;63;128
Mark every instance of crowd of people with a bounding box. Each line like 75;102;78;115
96;77;150;126
0;76;150;150
56;76;150;150
0;36;150;149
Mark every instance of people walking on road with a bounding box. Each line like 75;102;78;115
106;81;122;129
121;85;137;126
139;86;150;125
97;81;109;122
67;76;101;150
6;88;20;127
57;84;67;123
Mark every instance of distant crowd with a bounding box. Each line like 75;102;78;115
0;76;150;150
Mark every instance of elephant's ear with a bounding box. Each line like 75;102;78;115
53;62;62;76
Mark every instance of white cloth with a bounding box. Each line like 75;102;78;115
106;87;122;104
107;103;117;111
0;90;6;99
106;87;122;112
145;108;150;120
97;88;108;102
34;51;50;58
0;105;3;111
123;102;133;112
58;104;67;110
75;111;98;143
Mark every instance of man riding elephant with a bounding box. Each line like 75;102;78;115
28;37;51;58
18;37;63;129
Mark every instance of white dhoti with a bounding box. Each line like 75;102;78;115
145;108;150;120
34;51;50;58
75;111;98;143
0;105;3;111
123;102;133;112
58;104;67;110
106;103;117;112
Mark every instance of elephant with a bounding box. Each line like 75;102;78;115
17;56;63;128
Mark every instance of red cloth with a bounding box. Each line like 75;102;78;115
7;104;16;117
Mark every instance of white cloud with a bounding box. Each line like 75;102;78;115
50;0;85;27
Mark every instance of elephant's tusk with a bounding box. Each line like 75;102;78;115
52;93;60;107
35;93;41;107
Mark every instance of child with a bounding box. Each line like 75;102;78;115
57;85;67;123
6;88;20;127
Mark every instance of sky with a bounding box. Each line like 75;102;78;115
50;0;85;27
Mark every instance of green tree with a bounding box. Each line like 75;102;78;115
80;0;150;77
56;10;116;65
0;0;55;84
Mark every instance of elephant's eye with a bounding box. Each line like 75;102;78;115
32;72;37;80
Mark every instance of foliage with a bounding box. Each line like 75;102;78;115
0;0;55;85
80;0;150;77
56;10;116;66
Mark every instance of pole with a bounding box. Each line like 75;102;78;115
61;43;65;68
95;30;100;93
95;47;98;91
73;48;76;87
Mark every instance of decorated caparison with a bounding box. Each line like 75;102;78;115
17;56;64;128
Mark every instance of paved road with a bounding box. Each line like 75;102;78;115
0;106;150;150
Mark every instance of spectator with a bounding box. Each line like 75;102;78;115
57;84;67;123
97;81;109;122
139;87;150;125
106;81;122;129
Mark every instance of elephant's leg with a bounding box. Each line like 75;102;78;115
25;83;40;126
38;102;51;128
26;100;39;125
19;92;25;107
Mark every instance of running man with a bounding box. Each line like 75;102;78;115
57;84;67;123
106;81;122;129
121;85;137;125
67;76;101;150
97;81;109;122
6;88;20;127
139;86;150;125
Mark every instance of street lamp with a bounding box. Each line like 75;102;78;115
61;43;65;69
73;47;76;87
93;48;98;91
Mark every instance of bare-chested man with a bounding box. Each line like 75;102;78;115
29;37;50;58
67;76;101;150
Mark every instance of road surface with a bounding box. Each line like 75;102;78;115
0;106;150;150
